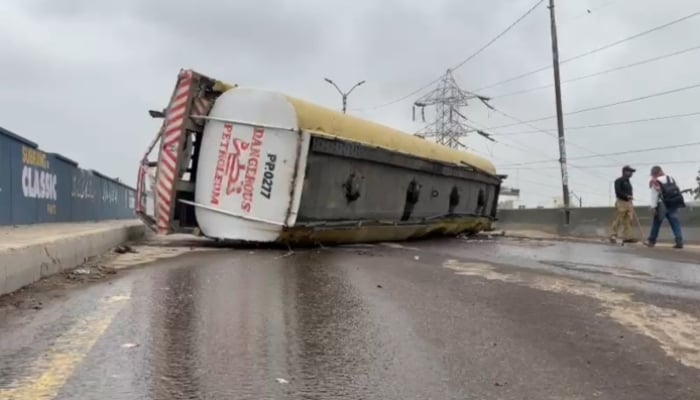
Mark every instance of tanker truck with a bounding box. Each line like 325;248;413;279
135;69;504;244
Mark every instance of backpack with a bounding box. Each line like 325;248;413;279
657;176;686;209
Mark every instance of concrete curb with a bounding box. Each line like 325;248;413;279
489;229;700;252
0;222;145;296
495;207;699;244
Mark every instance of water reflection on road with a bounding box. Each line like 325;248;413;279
0;237;698;400
141;250;449;399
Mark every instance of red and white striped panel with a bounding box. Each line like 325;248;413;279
192;98;211;125
155;70;193;234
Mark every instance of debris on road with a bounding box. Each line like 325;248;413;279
278;250;295;259
114;244;137;254
72;268;91;275
275;378;289;384
97;265;117;275
65;266;109;282
121;343;139;349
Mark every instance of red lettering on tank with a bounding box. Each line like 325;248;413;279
240;127;264;213
224;138;250;195
210;123;233;205
211;125;265;212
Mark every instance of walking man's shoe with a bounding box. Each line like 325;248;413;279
643;240;655;248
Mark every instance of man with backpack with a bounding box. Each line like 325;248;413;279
645;165;685;249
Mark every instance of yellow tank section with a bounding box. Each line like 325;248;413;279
200;69;496;175
284;96;497;176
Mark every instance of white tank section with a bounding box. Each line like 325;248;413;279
194;89;309;241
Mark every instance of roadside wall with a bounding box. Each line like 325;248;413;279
496;206;700;243
0;221;145;296
0;126;135;226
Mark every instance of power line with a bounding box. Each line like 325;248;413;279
557;0;622;23
451;0;545;71
468;116;568;164
475;104;625;196
484;105;622;167
511;176;562;190
572;141;700;161
489;148;603;193
502;164;619;193
353;79;443;112
352;0;545;111
474;10;700;92
494;110;700;136
501;141;700;166
486;81;700;130
463;139;598;191
463;118;610;191
492;43;700;99
514;176;610;199
498;160;699;169
467;120;561;164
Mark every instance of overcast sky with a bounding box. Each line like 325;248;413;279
1;0;698;207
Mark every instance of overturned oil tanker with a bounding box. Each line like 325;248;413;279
136;69;504;244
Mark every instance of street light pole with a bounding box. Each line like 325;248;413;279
324;78;366;113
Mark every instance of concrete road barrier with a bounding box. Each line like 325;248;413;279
0;221;145;296
495;207;700;244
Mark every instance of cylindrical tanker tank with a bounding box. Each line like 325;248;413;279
191;88;501;243
136;69;502;244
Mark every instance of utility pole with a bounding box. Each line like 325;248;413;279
548;0;571;224
324;78;365;113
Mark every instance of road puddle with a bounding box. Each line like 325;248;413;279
443;259;700;370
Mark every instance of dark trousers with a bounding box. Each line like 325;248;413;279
648;207;683;245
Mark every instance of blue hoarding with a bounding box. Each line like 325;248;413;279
0;126;135;226
0;132;11;225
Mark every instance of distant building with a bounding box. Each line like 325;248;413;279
552;196;564;208
552;194;582;208
498;187;520;209
499;200;515;210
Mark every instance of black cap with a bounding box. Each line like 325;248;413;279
622;165;636;173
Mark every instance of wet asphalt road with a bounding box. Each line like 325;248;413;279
1;237;700;399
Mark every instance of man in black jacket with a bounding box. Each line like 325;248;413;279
609;165;636;243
